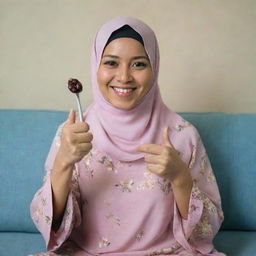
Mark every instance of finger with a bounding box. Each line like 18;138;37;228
71;122;90;133
138;144;164;155
73;132;93;144
144;153;163;165
147;163;163;176
77;142;93;153
162;126;175;149
66;109;76;124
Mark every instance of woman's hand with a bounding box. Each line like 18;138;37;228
138;127;193;219
56;110;93;169
138;127;188;185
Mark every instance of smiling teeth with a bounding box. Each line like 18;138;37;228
114;87;133;93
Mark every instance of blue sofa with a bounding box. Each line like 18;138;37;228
0;109;255;256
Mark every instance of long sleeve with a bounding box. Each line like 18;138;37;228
173;126;224;255
30;125;82;252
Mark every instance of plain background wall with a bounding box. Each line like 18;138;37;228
0;0;255;113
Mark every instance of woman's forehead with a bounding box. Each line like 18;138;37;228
102;38;148;58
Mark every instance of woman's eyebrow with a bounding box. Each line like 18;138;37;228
102;54;119;59
132;56;149;61
102;55;149;61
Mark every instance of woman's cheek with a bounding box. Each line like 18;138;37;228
99;68;114;86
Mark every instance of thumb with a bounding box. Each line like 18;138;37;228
66;109;76;124
162;126;174;149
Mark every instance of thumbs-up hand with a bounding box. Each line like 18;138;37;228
57;110;93;168
138;127;188;182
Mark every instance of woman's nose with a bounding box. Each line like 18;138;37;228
116;66;132;83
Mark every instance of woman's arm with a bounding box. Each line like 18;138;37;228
170;168;193;219
50;110;93;223
30;110;93;250
50;156;74;223
138;126;193;219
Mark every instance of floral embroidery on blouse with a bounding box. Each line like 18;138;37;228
206;172;216;183
157;178;172;195
82;150;133;178
83;148;102;164
98;237;111;248
44;215;52;225
115;180;134;192
40;198;46;206
203;197;218;214
137;179;155;191
190;184;219;238
103;199;111;207
191;185;206;201
189;204;200;213
32;195;51;225
200;155;216;183
194;214;213;238
105;213;121;226
148;243;181;255
98;155;117;173
82;150;100;179
173;119;192;132
136;172;172;195
137;171;155;191
83;150;94;166
82;149;99;179
35;208;43;221
135;230;144;241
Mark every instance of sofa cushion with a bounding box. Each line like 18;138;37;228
213;230;256;255
0;232;45;256
0;110;67;232
181;112;256;230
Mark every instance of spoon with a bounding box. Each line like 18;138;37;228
67;78;84;122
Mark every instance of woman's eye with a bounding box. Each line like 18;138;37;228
103;60;118;67
132;62;147;68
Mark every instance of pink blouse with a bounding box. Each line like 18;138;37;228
30;114;225;256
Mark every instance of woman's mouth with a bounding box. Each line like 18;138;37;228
111;86;137;97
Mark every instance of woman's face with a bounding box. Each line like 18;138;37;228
97;38;153;110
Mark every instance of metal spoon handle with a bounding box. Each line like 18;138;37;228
75;93;83;122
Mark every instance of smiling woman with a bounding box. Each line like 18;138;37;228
30;17;225;256
98;37;153;110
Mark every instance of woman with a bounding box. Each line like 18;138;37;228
30;17;225;256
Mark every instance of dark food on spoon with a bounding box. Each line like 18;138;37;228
68;78;83;93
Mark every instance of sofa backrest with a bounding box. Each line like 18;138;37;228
0;110;255;232
0;110;67;232
181;112;256;231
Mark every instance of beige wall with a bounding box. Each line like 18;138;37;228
0;0;255;113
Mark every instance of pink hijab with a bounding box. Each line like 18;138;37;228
85;17;176;161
